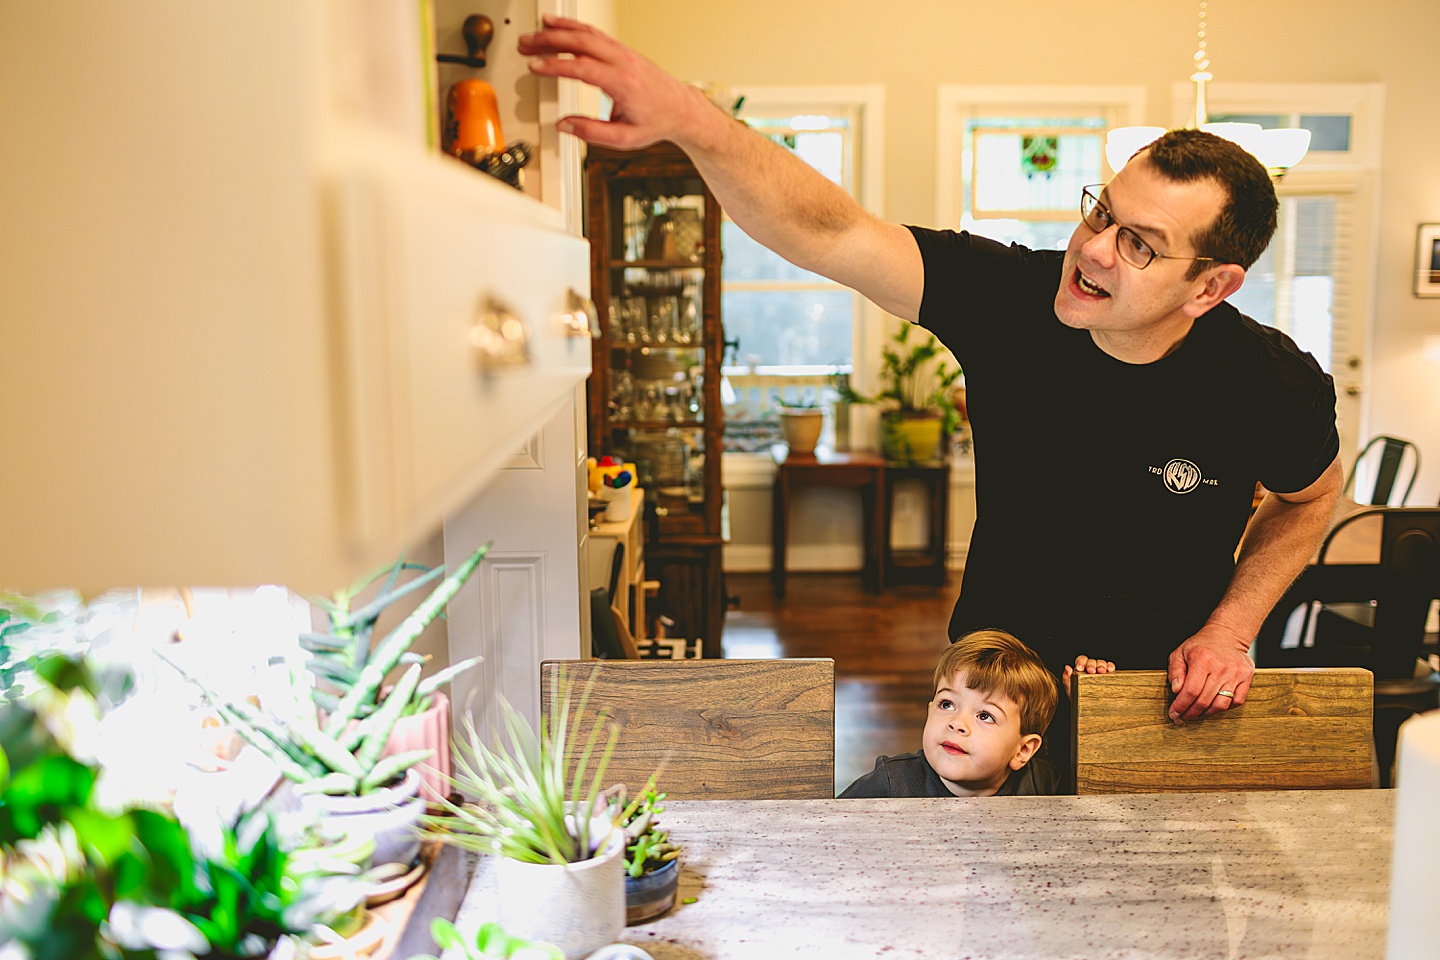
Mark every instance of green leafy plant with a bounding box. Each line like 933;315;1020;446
0;591;86;703
610;786;681;879
839;324;962;433
420;920;564;960
302;546;491;720
422;677;620;864
0;654;368;960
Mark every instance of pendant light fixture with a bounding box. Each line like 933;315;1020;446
1106;2;1310;178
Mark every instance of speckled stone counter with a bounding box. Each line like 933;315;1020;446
449;790;1396;960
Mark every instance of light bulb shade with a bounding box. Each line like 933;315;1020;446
1199;121;1265;155
1251;127;1312;172
1105;126;1166;173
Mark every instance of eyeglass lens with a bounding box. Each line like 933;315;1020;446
1080;188;1159;269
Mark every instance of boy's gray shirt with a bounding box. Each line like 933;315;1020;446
837;751;1059;798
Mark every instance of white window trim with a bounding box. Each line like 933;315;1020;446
729;85;886;395
935;85;1148;229
1185;82;1385;466
1173;82;1386;172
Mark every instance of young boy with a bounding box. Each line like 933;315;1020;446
839;631;1112;798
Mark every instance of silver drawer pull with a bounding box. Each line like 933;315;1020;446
559;288;599;340
471;296;530;371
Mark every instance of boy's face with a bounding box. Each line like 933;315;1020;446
922;670;1042;797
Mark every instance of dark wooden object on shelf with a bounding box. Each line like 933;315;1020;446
771;447;887;600
586;144;726;658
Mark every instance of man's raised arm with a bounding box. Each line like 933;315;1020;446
519;15;923;321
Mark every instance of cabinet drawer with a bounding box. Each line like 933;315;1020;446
331;156;592;554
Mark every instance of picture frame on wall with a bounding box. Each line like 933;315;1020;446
1415;223;1440;297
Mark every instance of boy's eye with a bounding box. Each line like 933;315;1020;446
936;698;954;710
977;710;995;723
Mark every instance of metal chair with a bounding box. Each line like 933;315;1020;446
1072;669;1375;794
540;658;834;799
1343;435;1420;506
1253;506;1440;786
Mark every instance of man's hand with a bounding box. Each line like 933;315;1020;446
1166;625;1256;723
519;15;717;151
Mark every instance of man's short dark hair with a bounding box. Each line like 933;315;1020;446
1138;128;1278;279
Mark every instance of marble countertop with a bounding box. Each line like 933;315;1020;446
446;790;1396;960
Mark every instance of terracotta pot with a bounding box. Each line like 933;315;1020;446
779;408;823;457
383;691;452;804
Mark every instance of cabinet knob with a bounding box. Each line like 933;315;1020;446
560;288;600;340
471;296;530;372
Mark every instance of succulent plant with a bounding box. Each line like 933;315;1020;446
302;545;490;720
609;785;681;879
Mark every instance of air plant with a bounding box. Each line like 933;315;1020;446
422;677;621;865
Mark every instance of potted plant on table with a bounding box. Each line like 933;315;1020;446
421;681;629;960
302;546;490;804
609;785;682;924
776;399;824;457
840;324;962;464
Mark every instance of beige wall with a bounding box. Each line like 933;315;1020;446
614;0;1440;502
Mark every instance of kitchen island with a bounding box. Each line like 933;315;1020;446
406;789;1394;959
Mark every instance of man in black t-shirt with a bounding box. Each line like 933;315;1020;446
521;19;1343;736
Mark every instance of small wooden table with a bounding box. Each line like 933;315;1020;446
882;459;949;587
771;446;886;599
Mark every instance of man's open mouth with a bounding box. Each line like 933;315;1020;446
1076;269;1110;298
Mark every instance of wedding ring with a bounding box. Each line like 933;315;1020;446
1216;690;1234;698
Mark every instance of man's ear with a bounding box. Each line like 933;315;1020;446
1009;732;1043;771
1183;263;1246;318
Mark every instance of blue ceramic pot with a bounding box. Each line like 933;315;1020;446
624;858;679;925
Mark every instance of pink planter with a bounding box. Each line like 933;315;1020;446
383;691;452;804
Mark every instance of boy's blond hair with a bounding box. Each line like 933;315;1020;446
933;630;1058;737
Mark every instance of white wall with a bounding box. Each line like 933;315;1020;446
614;0;1440;510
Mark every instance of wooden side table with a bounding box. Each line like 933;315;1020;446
771;447;886;599
883;460;950;587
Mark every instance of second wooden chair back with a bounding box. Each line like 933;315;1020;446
540;658;835;799
1072;668;1374;794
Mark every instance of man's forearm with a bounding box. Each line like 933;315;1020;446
1204;465;1343;644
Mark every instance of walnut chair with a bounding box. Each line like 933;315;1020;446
1072;668;1374;794
540;658;834;800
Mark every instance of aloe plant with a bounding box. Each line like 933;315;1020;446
168;656;432;797
302;546;490;721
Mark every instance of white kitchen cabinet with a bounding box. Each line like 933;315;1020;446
0;2;590;599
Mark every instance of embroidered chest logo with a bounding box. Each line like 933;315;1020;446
1161;458;1202;494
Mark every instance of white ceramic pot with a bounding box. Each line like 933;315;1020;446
300;768;425;869
494;824;626;960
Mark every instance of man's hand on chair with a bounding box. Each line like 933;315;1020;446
1167;626;1256;723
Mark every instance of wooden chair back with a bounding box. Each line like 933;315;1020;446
1072;668;1374;794
540;658;834;799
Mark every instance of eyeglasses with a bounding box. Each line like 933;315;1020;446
1079;185;1218;270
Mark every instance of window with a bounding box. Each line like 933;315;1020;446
720;87;884;452
936;86;1146;248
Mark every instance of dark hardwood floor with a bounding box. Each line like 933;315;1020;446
719;571;959;795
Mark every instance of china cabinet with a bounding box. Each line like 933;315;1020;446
585;145;725;657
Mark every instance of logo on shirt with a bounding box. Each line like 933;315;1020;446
1161;458;1202;494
